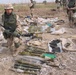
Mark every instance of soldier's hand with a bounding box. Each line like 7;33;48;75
13;31;20;38
67;7;70;10
4;30;11;34
70;8;75;10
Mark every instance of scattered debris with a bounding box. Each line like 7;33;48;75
51;27;66;35
19;45;46;56
0;6;76;75
42;53;56;60
48;39;63;53
60;38;76;51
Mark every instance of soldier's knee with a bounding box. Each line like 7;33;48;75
14;37;22;48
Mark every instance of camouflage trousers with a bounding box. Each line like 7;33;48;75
7;36;22;55
67;10;74;27
56;3;61;11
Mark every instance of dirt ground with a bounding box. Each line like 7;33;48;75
0;6;76;75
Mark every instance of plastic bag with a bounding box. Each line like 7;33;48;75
51;28;66;35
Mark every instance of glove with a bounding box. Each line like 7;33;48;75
4;30;11;34
13;31;20;38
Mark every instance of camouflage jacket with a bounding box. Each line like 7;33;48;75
0;13;22;33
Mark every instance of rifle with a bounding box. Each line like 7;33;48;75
0;24;21;38
0;24;41;40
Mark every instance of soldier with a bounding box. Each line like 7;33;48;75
55;0;61;11
61;0;69;11
29;0;35;17
62;0;67;8
0;4;22;55
66;0;76;27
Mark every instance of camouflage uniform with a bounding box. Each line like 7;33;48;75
0;4;22;55
67;0;76;27
62;0;67;7
55;0;61;11
60;0;69;10
29;0;35;17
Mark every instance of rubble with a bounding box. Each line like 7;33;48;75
27;40;42;46
60;38;76;51
0;7;76;75
48;39;63;53
40;64;52;75
11;16;76;75
51;27;66;35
